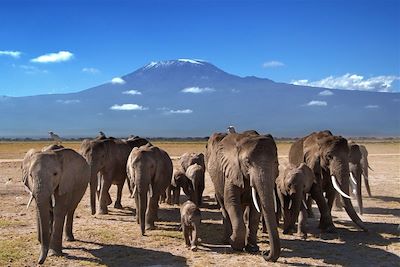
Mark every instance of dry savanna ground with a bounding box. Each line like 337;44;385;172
0;140;399;266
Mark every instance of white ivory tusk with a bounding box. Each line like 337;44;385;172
288;199;293;210
273;189;277;213
26;193;33;209
331;176;351;199
251;187;261;213
97;175;101;192
51;194;56;207
350;172;357;185
131;185;137;198
302;199;308;210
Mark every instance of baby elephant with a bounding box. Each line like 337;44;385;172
180;200;201;251
276;163;315;239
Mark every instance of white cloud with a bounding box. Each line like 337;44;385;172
306;100;327;106
318;90;334;96
262;60;285;68
31;51;74;63
110;104;148;111
181;87;215;93
56;99;80;104
111;77;126;84
82;67;99;74
292;73;400;92
0;50;21;58
122;90;142;95
365;105;379;109
169;109;193;114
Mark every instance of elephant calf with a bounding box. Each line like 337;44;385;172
276;163;315;239
165;169;194;205
180;200;201;251
22;147;90;264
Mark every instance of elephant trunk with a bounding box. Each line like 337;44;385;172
136;171;149;236
254;179;280;262
36;196;51;264
288;192;303;231
363;174;372;197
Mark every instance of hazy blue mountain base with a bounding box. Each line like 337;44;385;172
1;60;399;138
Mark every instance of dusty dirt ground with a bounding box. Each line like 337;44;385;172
0;141;399;266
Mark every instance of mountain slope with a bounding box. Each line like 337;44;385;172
1;59;399;138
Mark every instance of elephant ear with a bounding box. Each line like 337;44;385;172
22;149;37;190
56;149;77;196
218;142;244;188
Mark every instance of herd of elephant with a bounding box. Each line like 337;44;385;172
21;130;373;264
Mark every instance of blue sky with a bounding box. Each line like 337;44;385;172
0;0;399;96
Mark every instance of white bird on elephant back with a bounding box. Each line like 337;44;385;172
48;131;62;144
227;125;236;133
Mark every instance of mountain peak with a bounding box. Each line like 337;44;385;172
143;59;206;69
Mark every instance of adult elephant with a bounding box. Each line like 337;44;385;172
206;131;280;262
126;143;173;235
22;147;89;264
359;144;373;197
179;152;205;172
276;163;315;238
289;131;367;232
80;136;149;214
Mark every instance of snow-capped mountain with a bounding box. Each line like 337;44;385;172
1;59;399;138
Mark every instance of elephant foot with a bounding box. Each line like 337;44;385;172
48;248;63;257
114;202;123;209
145;224;156;230
98;207;108;215
65;235;75;242
319;224;337;233
297;231;307;240
190;245;198;251
245;244;259;253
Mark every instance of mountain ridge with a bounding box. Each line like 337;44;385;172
1;59;399;138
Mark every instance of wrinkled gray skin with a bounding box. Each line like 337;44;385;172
276;163;315;239
180;200;201;251
289;131;367;232
206;131;281;262
166;170;194;205
359;144;372;197
179;152;205;172
185;163;205;206
22;147;89;264
126;144;173;235
79;137;149;215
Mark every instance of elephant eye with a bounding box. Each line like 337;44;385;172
53;172;57;176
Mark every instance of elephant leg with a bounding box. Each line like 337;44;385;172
166;186;172;205
159;191;167;204
215;193;231;244
310;183;336;233
224;183;245;251
64;210;75;242
326;186;337;212
306;195;314;218
98;175;112;214
145;194;159;230
182;224;190;247
134;193;140;224
114;183;123;209
173;187;180;205
333;192;343;211
297;205;308;239
245;205;261;253
49;209;66;256
282;198;292;234
190;224;198;251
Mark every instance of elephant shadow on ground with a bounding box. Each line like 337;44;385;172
363;207;400;217
65;240;188;267
158;206;180;223
279;219;400;267
281;234;399;267
370;195;400;203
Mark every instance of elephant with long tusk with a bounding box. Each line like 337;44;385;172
289;130;368;232
206;130;281;262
